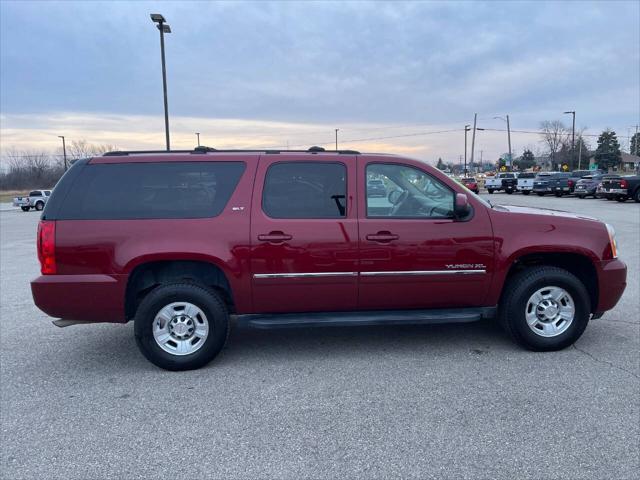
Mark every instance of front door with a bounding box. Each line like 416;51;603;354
358;158;494;310
250;155;359;313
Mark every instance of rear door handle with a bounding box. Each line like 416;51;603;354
258;231;292;243
366;231;399;243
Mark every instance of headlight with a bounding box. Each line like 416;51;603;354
605;223;618;259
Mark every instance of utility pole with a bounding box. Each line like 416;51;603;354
58;136;67;171
578;139;583;170
195;132;200;147
480;150;483;173
470;114;478;170
335;129;339;150
493;115;512;168
506;114;512;168
150;14;172;151
464;125;471;175
564;111;575;168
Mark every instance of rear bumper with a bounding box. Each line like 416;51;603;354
596;259;627;313
31;274;128;323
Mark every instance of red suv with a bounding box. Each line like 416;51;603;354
31;147;627;370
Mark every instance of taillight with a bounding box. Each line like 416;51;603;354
37;220;56;274
568;180;574;187
620;179;628;188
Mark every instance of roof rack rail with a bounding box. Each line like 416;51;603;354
102;146;361;156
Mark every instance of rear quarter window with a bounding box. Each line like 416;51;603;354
51;161;245;220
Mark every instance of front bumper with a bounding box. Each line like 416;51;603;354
596;259;627;313
31;274;128;323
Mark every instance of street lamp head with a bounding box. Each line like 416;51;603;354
158;24;171;33
563;111;575;114
150;13;166;23
476;128;485;131
57;135;64;139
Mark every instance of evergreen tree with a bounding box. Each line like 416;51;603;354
516;149;536;170
436;157;446;170
594;129;622;170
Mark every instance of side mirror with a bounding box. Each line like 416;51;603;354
454;193;471;219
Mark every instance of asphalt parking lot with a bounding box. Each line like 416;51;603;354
1;194;638;480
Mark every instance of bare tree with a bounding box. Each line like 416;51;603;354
540;121;570;169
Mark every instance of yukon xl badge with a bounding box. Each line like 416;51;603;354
445;264;486;269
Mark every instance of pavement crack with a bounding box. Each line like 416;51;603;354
572;344;640;380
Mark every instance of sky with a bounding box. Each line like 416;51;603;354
1;0;639;165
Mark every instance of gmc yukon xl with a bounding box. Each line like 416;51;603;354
32;147;627;370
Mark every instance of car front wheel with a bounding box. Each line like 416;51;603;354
499;266;590;351
21;206;30;212
35;202;44;211
134;283;229;371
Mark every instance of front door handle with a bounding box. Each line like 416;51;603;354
258;231;292;243
366;231;399;243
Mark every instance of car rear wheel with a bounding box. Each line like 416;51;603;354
21;206;30;212
522;191;530;196
35;202;44;211
536;193;545;196
499;266;590;351
554;192;563;197
487;189;494;194
134;283;229;371
505;189;513;195
615;195;628;202
635;189;640;203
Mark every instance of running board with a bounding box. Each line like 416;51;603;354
235;307;497;329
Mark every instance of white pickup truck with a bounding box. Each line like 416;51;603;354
485;172;518;194
516;172;536;195
12;190;51;212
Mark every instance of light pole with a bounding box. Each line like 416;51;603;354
335;129;339;150
563;111;575;168
151;14;172;151
493;115;512;168
58;135;67;171
195;132;200;147
464;125;470;175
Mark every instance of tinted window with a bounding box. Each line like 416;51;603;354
29;191;42;196
366;163;454;218
263;162;346;218
518;173;535;178
56;162;245;220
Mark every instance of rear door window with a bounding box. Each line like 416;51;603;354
262;162;347;218
55;162;245;219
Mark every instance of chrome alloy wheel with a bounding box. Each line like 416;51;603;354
525;286;575;338
153;302;209;355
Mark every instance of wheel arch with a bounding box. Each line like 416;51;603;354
502;251;599;313
125;259;236;320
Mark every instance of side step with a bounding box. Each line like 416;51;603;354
235;307;497;329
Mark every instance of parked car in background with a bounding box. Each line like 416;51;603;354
575;174;609;199
12;190;52;211
485;172;517;194
567;170;597;193
30;147;627;370
516;172;536;195
601;175;640;202
533;172;571;197
367;179;387;197
461;177;479;194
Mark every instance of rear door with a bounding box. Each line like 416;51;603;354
250;155;359;313
357;157;494;310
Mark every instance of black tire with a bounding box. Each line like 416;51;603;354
35;201;44;211
505;189;513;195
537;193;545;196
522;191;531;196
134;283;229;371
615;195;628;203
554;192;563;197
487;189;494;194
576;195;584;199
21;206;30;212
634;189;640;203
499;266;590;351
606;196;613;201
